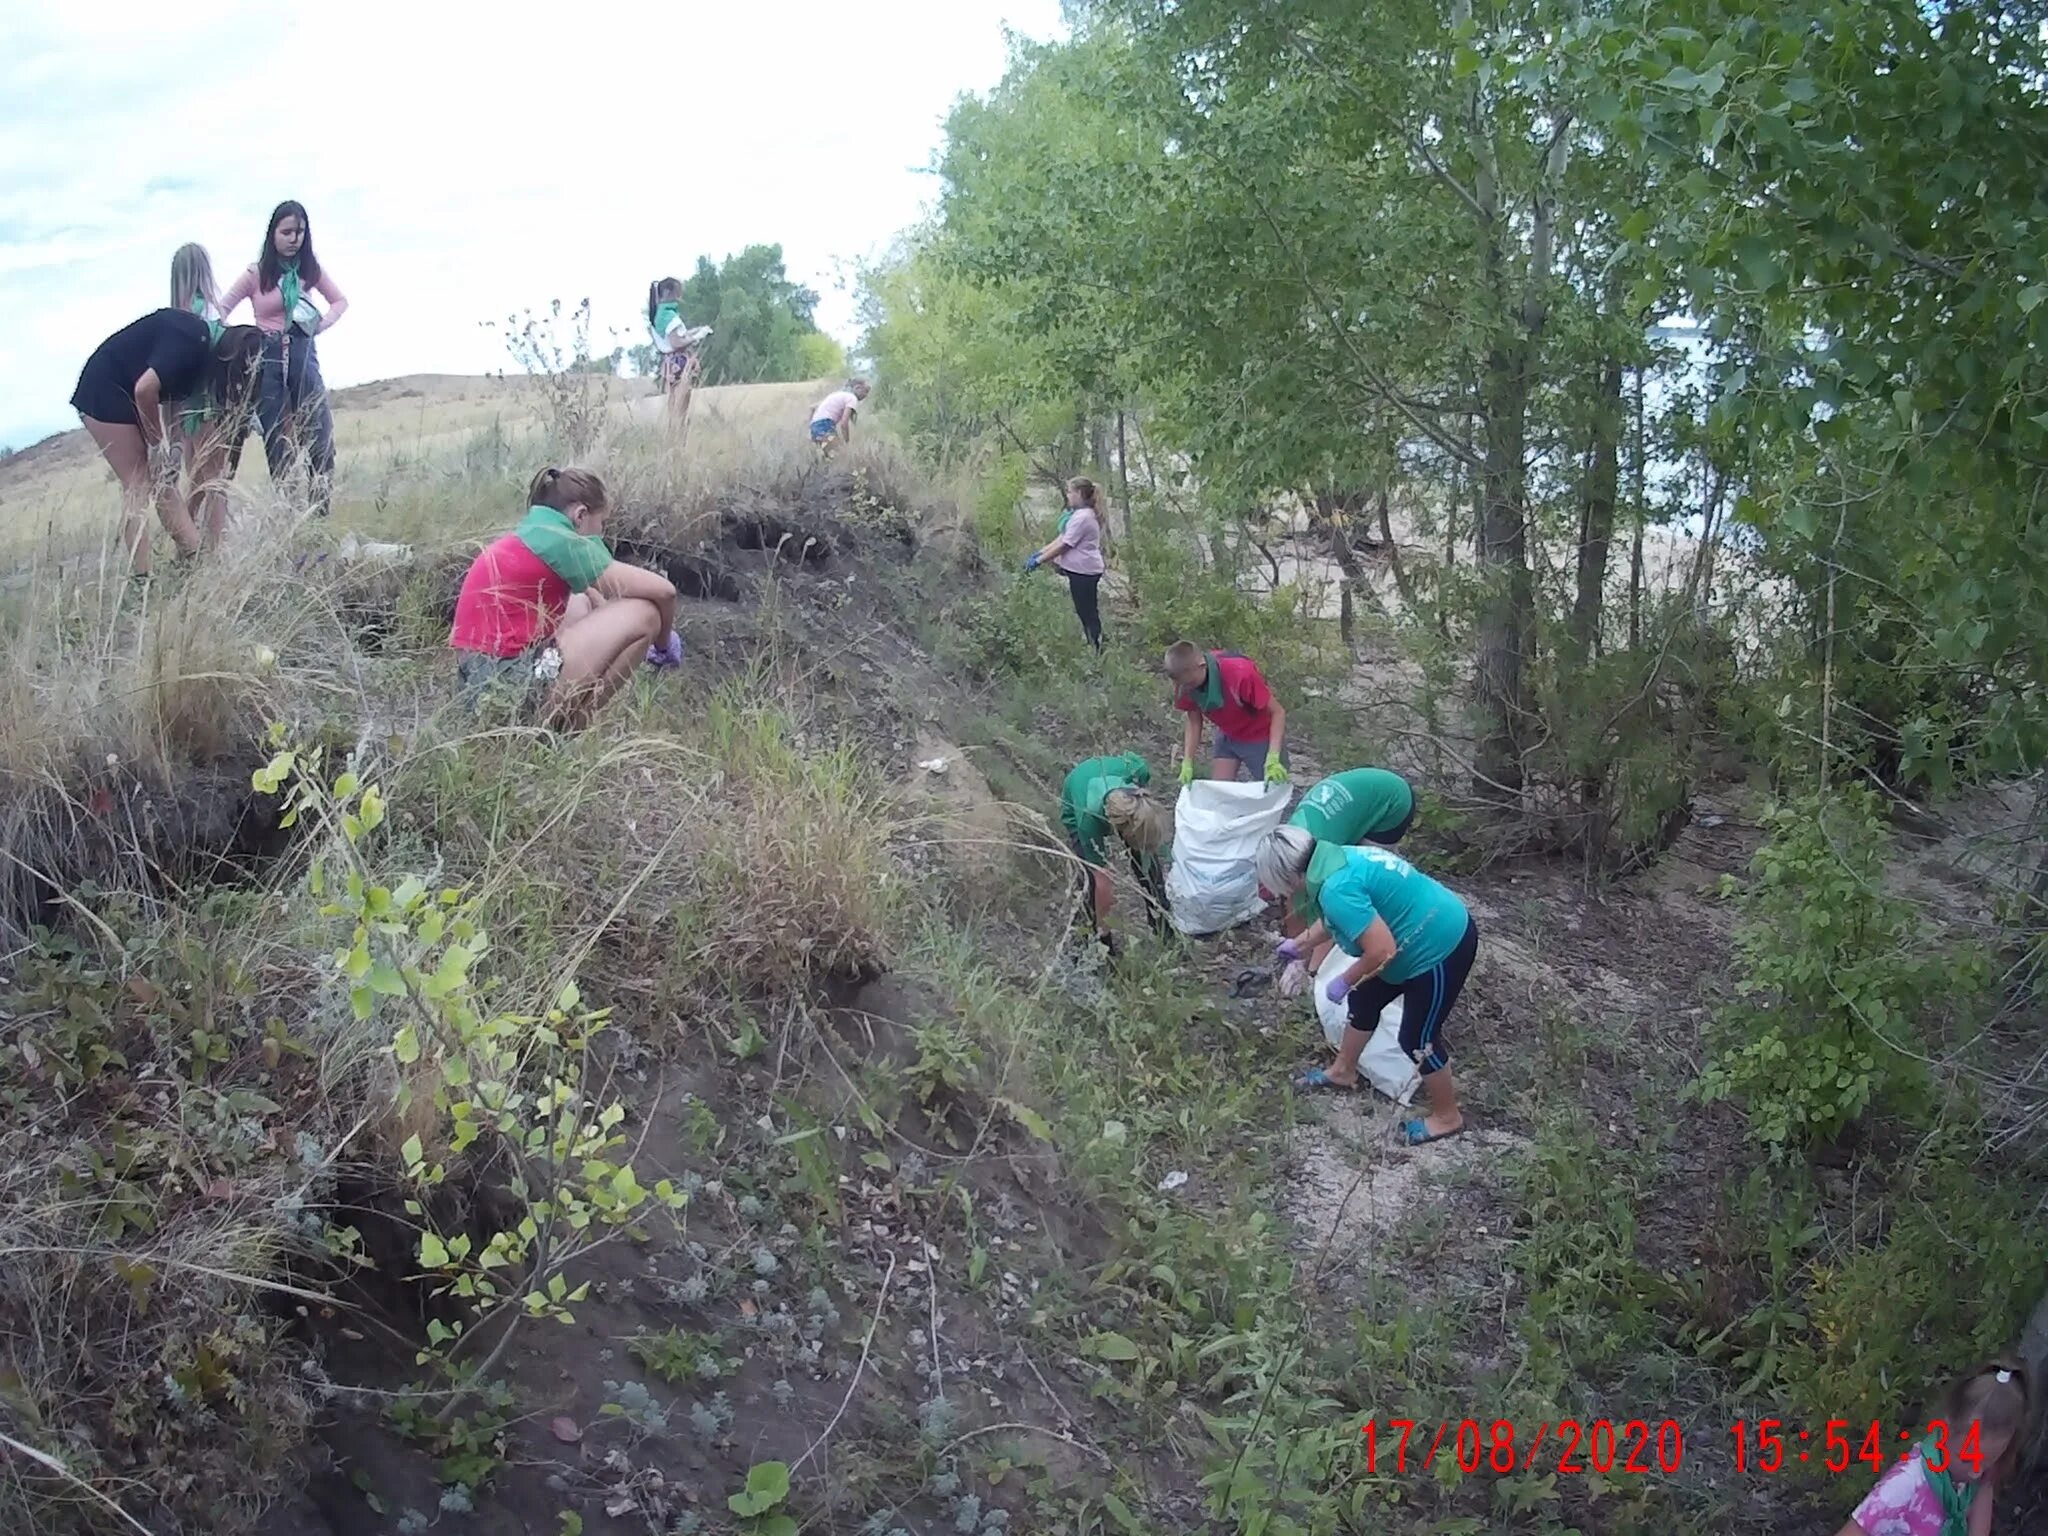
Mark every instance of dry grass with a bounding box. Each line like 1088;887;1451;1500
0;377;935;1534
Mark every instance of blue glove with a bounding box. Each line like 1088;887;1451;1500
1023;554;1042;573
1324;973;1353;1005
1274;937;1303;963
645;631;684;669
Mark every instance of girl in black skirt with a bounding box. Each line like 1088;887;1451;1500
71;310;261;576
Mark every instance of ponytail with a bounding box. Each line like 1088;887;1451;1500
528;465;609;515
647;280;661;327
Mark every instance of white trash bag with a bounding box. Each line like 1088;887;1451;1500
1164;778;1294;935
1312;944;1421;1105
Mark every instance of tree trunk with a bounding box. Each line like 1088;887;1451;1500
1571;355;1624;657
1378;482;1420;616
1116;409;1132;539
1629;365;1647;651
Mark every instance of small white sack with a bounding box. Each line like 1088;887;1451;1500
1312;945;1421;1105
1164;778;1294;935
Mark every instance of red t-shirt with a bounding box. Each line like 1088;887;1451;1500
1174;652;1275;743
449;533;574;658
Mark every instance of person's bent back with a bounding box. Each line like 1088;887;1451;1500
449;466;683;731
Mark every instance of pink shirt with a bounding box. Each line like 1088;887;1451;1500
812;389;858;427
1053;505;1104;575
219;264;349;335
1850;1452;1949;1536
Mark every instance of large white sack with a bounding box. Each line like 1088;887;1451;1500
1165;778;1294;935
1312;945;1421;1105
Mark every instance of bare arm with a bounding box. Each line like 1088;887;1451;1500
1967;1478;1996;1536
1034;535;1071;563
1180;712;1202;769
1834;1519;1869;1536
132;371;166;449
595;560;678;640
1341;917;1398;986
1268;699;1288;758
217;266;256;322
1297;918;1329;949
313;273;349;332
1090;866;1115;931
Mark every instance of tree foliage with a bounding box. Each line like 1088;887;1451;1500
677;244;829;386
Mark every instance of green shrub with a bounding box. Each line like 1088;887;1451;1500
1699;787;1988;1147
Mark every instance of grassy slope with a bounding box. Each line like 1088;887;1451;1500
0;382;2042;1536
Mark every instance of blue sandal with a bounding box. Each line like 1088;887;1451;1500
1396;1118;1467;1146
1294;1068;1364;1094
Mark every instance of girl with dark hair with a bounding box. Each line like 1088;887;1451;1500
70;311;263;575
647;277;712;434
219;200;349;515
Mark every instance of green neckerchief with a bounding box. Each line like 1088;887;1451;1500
1056;507;1075;537
652;301;681;341
188;294;223;344
1190;652;1227;712
1919;1436;1975;1536
180;298;219;435
1082;752;1150;819
1303;839;1349;909
281;260;317;335
514;505;612;592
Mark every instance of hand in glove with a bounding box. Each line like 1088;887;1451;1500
1324;973;1353;1005
1264;757;1290;785
645;631;685;668
1179;758;1196;787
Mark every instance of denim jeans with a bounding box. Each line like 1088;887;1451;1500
257;329;336;515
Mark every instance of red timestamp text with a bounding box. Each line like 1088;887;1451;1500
1728;1418;1986;1477
1359;1418;1687;1476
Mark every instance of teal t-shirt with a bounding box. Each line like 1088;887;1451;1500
1290;768;1413;844
1059;752;1151;864
1315;844;1467;983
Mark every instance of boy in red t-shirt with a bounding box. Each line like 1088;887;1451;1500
1165;639;1290;785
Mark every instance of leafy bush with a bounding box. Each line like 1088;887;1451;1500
1699;788;1988;1147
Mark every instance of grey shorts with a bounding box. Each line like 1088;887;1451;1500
457;644;561;721
1214;734;1288;781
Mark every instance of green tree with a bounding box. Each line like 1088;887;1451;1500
677;245;828;385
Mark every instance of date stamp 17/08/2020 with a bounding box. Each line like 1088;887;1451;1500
1358;1418;1990;1479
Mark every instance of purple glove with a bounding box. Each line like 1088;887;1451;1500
1324;973;1353;1005
645;631;684;669
1274;937;1303;963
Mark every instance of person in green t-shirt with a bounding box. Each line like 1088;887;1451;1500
1258;837;1480;1146
1263;768;1416;990
1059;752;1173;952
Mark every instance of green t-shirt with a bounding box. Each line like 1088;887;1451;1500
1290;768;1412;843
1288;769;1414;918
514;505;612;593
1315;844;1467;983
1059;752;1151;864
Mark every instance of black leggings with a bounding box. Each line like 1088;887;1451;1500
1065;571;1103;650
1345;915;1479;1075
1075;838;1169;935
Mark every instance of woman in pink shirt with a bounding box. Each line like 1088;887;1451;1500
1023;476;1108;650
219;201;348;516
808;378;870;453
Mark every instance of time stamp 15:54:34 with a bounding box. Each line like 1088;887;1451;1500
1730;1419;1987;1476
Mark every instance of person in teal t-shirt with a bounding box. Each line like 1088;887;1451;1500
1267;767;1417;988
1058;752;1172;951
1259;839;1481;1145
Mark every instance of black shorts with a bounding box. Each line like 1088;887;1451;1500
1364;796;1417;847
71;371;144;427
1344;914;1479;1075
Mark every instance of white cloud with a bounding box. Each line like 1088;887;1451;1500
0;0;1063;446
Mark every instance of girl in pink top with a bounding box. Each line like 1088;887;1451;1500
1838;1361;2029;1536
219;201;348;516
808;378;870;453
1023;475;1109;650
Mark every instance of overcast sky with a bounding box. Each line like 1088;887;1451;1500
0;0;1064;449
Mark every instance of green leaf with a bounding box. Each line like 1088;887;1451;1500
745;1461;791;1504
1084;1331;1142;1362
2020;285;2046;314
1104;1491;1143;1533
418;1232;450;1269
368;961;407;997
400;1134;424;1168
999;1097;1055;1142
394;1025;421;1065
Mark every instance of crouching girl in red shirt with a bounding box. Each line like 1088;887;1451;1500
449;467;683;730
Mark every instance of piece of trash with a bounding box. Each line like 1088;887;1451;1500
918;757;950;774
1229;965;1272;998
549;1416;582;1444
1100;1120;1127;1145
1158;1170;1189;1192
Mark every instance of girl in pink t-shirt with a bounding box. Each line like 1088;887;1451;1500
218;200;349;516
1023;476;1110;651
1839;1362;2030;1536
